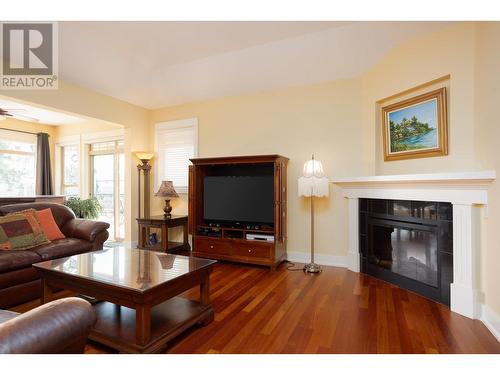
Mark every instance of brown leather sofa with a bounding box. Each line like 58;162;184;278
0;297;96;353
0;202;110;309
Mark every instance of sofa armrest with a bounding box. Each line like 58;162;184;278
0;297;96;354
62;218;110;245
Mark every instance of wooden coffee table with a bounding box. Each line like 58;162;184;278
33;247;216;353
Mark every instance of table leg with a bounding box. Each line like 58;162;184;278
200;273;210;306
162;224;169;252
183;222;189;247
139;224;145;248
41;278;53;304
136;304;151;346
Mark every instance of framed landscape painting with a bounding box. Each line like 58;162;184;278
382;87;448;161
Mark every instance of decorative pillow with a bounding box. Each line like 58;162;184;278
6;209;42;230
36;208;66;241
0;212;50;251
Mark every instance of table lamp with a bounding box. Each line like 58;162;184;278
155;181;179;218
298;155;329;273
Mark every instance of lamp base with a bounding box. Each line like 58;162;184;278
303;262;322;273
163;199;172;218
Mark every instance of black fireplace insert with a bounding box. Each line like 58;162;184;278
359;199;453;305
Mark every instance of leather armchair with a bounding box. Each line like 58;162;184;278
0;297;96;354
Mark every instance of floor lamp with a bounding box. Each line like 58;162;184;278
135;152;154;218
298;155;330;273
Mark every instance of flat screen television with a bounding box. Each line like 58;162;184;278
203;175;274;225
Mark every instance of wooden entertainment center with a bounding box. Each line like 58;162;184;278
188;155;288;270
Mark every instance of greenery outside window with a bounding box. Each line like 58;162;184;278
61;144;80;197
0;129;37;197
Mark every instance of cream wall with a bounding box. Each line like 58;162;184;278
362;23;479;175
474;22;500;322
55;120;121;138
0;81;149;132
151;78;366;257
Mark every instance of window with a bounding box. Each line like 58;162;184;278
90;140;125;241
90;141;122;153
156;118;198;194
61;144;80;197
0;129;37;197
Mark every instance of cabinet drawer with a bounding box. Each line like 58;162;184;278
232;240;272;259
195;237;232;255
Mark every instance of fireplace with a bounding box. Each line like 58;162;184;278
333;171;495;318
359;199;453;305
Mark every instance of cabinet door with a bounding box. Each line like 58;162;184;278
232;240;273;259
188;165;194;234
195;237;232;255
274;162;282;242
280;161;287;243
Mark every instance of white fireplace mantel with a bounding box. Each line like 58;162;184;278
332;170;496;319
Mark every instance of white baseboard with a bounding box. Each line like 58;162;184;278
480;304;500;342
286;251;347;268
346;251;360;272
450;283;479;319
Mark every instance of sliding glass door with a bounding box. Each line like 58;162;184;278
90;141;125;242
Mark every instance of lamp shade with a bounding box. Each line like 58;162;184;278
302;159;325;178
298;157;329;197
135;152;155;162
155;180;179;198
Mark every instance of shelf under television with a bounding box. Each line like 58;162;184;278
197;225;274;234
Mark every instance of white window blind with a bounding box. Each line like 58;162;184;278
156;119;198;194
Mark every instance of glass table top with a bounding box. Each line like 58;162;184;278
33;246;216;292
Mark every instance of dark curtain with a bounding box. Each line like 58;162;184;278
36;133;53;195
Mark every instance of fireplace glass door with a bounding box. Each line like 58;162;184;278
369;220;438;288
360;199;452;305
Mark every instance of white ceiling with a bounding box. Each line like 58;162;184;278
58;21;451;109
0;99;87;125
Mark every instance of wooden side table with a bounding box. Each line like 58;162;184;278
137;215;190;253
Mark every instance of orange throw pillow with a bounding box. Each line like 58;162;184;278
36;208;66;241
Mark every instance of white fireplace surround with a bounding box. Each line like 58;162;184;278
332;171;496;321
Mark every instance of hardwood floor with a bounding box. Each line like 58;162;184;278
13;261;500;354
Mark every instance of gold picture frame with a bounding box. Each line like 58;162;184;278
382;87;448;161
